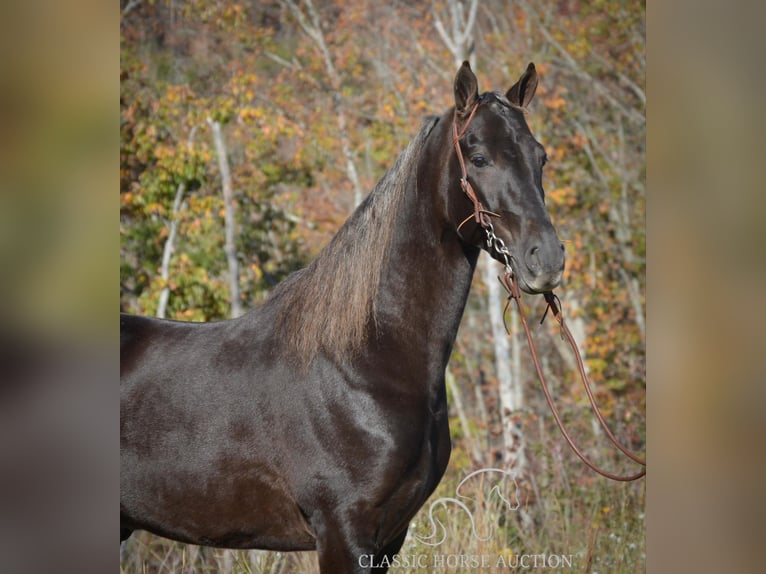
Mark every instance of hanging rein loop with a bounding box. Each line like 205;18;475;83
500;274;646;482
452;105;646;482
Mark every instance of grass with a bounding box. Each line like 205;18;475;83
120;416;645;573
390;441;645;573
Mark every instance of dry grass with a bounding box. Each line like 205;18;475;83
120;417;645;574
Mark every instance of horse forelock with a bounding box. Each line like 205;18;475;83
483;91;529;116
270;117;439;366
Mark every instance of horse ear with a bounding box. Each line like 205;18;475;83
506;62;538;109
454;61;479;117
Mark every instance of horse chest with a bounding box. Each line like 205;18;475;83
390;393;452;504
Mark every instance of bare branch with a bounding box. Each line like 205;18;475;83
409;29;452;82
571;119;613;196
121;0;143;19
458;0;479;46
279;0;363;207
618;266;645;344
432;9;458;56
280;0;323;45
589;50;646;106
432;0;478;65
264;51;299;71
521;0;644;124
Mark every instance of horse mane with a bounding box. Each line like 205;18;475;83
269;116;439;365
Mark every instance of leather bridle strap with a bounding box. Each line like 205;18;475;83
502;272;646;481
452;103;645;481
541;291;647;468
453;105;499;232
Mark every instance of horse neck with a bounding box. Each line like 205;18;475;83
374;124;480;374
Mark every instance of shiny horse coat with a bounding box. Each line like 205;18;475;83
120;61;564;573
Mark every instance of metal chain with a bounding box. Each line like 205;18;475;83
484;221;513;276
454;101;645;482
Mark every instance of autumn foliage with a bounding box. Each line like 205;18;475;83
121;0;644;571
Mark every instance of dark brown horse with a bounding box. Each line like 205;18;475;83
120;61;565;573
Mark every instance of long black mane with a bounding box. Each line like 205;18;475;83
121;62;567;574
268;117;439;364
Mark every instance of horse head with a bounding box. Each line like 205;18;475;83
447;61;565;294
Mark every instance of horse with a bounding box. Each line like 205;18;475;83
120;61;565;573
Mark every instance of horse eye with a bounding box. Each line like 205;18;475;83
471;155;488;167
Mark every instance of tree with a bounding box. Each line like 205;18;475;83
121;2;645;569
208;117;243;318
278;0;365;208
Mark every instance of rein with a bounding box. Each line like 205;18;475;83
453;105;646;482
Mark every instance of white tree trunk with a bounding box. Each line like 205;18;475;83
433;0;526;472
446;367;483;465
485;256;526;469
208;118;243;318
156;180;185;319
157;126;198;319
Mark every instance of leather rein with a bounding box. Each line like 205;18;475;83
452;105;646;482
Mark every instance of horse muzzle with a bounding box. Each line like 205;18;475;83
514;225;565;294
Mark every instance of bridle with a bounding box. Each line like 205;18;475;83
452;104;646;482
453;104;494;230
452;104;514;267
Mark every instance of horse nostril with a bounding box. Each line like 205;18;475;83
527;246;541;273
